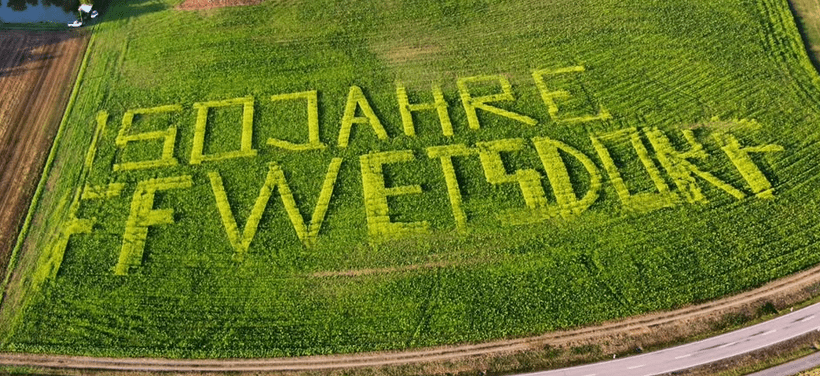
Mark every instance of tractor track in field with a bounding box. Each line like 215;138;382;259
4;261;820;373
0;30;89;280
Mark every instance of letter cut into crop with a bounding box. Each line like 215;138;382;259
458;75;537;130
591;128;676;212
338;86;389;148
83;111;127;200
427;144;477;232
190;97;257;164
532;136;602;219
34;210;94;286
267;90;326;151
645;128;745;203
713;133;783;199
209;158;343;258
475;138;552;224
116;175;193;275
532;66;611;124
82;183;125;200
396;81;453;137
114;105;181;171
34;193;95;285
45;184;126;281
35;111;120;284
360;150;429;242
87;111;109;171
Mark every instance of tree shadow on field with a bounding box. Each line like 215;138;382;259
0;30;82;79
97;0;168;24
0;51;54;78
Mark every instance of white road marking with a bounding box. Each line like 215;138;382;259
524;305;820;376
717;341;737;349
580;374;596;376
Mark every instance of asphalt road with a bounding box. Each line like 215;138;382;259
522;302;820;376
746;351;820;376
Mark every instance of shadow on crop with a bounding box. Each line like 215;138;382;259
0;31;80;79
96;0;168;24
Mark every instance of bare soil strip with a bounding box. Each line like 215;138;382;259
176;0;263;11
0;31;89;283
3;262;820;373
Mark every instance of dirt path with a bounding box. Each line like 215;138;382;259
0;31;89;281
3;261;820;374
175;0;263;11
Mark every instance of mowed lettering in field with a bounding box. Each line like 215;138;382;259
59;67;783;276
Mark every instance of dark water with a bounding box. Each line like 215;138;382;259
0;0;79;23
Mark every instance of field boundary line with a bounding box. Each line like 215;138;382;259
0;30;96;305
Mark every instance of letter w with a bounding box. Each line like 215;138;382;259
208;158;343;260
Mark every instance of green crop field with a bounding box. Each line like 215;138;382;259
2;0;820;359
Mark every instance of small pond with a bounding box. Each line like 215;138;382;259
0;0;78;24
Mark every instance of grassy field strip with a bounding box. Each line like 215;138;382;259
1;0;820;360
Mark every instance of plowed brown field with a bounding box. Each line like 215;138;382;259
0;30;89;279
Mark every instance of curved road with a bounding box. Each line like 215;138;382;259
525;303;820;376
0;302;819;374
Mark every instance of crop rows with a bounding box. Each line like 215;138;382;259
1;0;819;360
